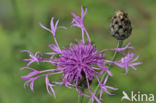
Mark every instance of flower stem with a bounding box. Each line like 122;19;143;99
111;40;123;61
88;40;123;103
78;88;84;103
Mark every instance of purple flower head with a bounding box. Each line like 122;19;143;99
58;41;104;87
22;7;142;103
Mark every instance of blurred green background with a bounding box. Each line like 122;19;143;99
0;0;156;103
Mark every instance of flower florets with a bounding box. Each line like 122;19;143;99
58;41;104;86
21;7;142;103
114;52;143;74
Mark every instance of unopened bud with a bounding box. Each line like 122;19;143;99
110;10;132;40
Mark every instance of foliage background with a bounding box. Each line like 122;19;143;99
0;0;155;103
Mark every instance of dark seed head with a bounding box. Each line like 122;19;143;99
110;10;132;40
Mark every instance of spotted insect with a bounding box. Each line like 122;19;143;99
110;10;132;40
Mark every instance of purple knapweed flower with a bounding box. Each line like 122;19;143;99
58;41;104;87
22;7;142;103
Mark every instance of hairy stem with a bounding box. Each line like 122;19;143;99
78;88;84;103
88;40;123;103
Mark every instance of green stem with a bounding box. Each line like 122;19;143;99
78;89;84;103
88;40;123;103
111;40;123;61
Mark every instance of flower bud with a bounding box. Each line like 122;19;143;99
110;10;132;40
